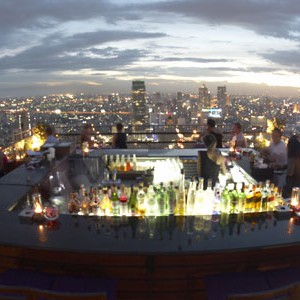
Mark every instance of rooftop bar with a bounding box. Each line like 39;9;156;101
0;147;299;300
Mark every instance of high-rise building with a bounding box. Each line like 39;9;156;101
199;83;211;109
217;86;227;109
132;80;148;125
18;111;31;131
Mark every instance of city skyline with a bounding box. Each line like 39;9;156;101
1;0;300;97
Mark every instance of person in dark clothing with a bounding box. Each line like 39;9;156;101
282;135;300;198
112;123;127;149
207;118;223;148
198;134;226;189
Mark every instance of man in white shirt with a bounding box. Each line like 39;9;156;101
264;128;287;166
262;128;287;187
231;122;247;148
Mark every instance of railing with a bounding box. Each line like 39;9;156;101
54;124;265;150
3;124;270;160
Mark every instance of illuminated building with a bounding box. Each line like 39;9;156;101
217;86;227;109
132;80;148;125
198;83;211;109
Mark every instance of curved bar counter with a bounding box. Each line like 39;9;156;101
0;149;299;300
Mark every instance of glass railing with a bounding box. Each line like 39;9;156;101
2;124;270;160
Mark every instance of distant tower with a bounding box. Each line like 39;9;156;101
199;83;211;109
132;80;148;124
18;111;31;131
217;86;227;109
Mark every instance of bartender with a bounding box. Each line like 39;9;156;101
198;134;226;189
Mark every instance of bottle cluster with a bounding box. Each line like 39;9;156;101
67;178;284;217
104;154;137;173
68;180;186;217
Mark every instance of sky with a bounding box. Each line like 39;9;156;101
1;0;300;97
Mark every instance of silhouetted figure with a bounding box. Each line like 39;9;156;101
207;118;223;148
112;123;127;149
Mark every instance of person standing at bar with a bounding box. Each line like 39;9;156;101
112;123;127;149
198;134;226;189
0;148;8;177
282;135;300;198
231;122;247;148
206;118;223;148
80;123;94;147
262;128;287;187
43;126;58;145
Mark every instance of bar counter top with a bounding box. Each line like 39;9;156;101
0;209;298;254
0;148;297;255
0;149;299;300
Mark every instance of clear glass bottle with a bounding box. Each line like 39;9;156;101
100;187;112;216
136;182;146;216
202;179;214;215
194;177;204;215
147;185;157;216
186;178;195;215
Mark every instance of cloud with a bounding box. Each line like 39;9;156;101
0;30;165;71
262;49;300;70
139;0;300;41
159;57;232;63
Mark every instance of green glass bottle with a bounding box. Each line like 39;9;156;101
111;184;120;216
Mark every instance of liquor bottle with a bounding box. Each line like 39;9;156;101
202;179;214;215
120;155;126;172
245;185;253;212
111;184;120;216
186;178;196;215
194;177;204;215
91;188;100;215
221;186;230;214
261;183;268;212
167;182;177;215
81;192;90;215
156;183;167;216
103;167;110;182
132;154;137;171
125;154;131;172
68;192;80;214
228;183;238;214
254;183;262;212
136;182;146;216
147;185;157;216
89;186;95;201
267;190;275;211
100;187;112;216
119;184;128;216
176;168;186;216
274;187;284;206
213;182;221;214
128;185;137;216
109;155;115;171
115;154;121;171
236;183;245;213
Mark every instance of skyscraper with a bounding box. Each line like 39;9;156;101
132;80;148;124
199;83;211;109
217;86;227;109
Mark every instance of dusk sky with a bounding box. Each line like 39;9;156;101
1;0;300;97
